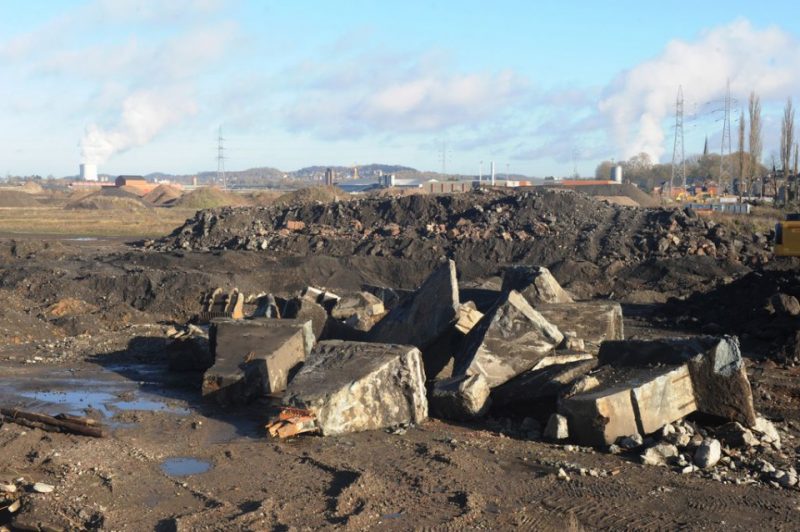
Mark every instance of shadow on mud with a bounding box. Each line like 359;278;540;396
93;335;272;440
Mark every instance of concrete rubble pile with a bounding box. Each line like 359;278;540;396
174;259;784;488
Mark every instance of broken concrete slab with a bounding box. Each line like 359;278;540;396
368;260;459;348
283;341;428;435
491;359;598;414
429;374;491;421
536;301;624;353
559;365;698;446
501;265;574;305
282;296;329;339
598;336;756;427
452;290;564;388
202;318;313;406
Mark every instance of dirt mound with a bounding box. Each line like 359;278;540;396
551;184;660;207
150;188;770;299
174;187;251;209
667;264;800;361
275;185;348;205
19;181;44;194
143;184;183;206
0;190;41;207
248;189;284;206
65;191;151;212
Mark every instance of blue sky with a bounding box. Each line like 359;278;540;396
1;1;800;177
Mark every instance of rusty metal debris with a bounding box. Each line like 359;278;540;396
266;407;318;438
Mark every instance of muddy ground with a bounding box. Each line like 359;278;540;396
1;192;799;530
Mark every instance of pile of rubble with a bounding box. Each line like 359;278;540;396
168;259;793;490
145;190;770;297
668;267;800;363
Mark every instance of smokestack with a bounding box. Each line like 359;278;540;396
490;161;495;186
80;163;98;182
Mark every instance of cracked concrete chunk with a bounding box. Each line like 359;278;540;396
282;296;329;339
202;318;313;406
491;359;598;412
544;413;569;440
331;291;385;321
453;290;564;388
598;336;756;427
429;374;491;421
501;265;573;305
284;341;428;435
560;365;697;446
536;301;624;353
368;260;459;348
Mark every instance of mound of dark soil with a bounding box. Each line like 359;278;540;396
148;188;770;299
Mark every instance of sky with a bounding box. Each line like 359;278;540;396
1;0;800;178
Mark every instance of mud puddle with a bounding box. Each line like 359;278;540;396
0;363;191;425
161;457;212;476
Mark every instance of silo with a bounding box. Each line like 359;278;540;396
610;165;623;183
80;163;98;181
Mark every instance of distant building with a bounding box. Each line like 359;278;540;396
115;175;148;187
324;168;335;186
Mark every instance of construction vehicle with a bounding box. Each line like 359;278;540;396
774;214;800;256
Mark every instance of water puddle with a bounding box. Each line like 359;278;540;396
0;365;191;424
161;457;212;476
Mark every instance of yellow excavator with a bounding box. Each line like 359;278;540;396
774;214;800;256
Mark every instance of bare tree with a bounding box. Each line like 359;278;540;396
748;91;763;197
781;97;795;173
795;142;799;176
737;109;747;194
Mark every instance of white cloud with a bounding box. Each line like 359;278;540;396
599;19;800;161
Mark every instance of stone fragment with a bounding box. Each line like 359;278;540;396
203;319;312;406
284;341;428;435
544;413;569;440
770;293;800;316
537;301;624;353
716;422;759;448
368;260;459;348
598;336;757;427
331;292;384;321
32;482;54;493
640;443;678;467
429;374;491;421
453;290;564;388
617;433;643;449
454;301;483;334
753;416;781;446
694;438;721;469
501;265;573;305
560;365;697;446
0;483;16;493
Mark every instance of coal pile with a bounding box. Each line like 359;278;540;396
147;189;771;298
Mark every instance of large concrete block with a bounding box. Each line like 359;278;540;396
598;336;756;427
429;374;491;421
536;301;624;353
331;291;385;321
368;260;459;348
501;266;574;305
560;365;698;446
203;318;312;406
282;296;329;339
491;359;598;408
453;290;564;388
284;341;428;435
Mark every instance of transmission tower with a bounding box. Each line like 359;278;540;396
719;79;733;190
671;85;686;192
439;139;449;176
217;126;227;190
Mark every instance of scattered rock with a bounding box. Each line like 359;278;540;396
693;438;721;469
429;374;491;421
544;414;569;440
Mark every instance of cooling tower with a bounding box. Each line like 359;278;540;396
80;163;98;181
